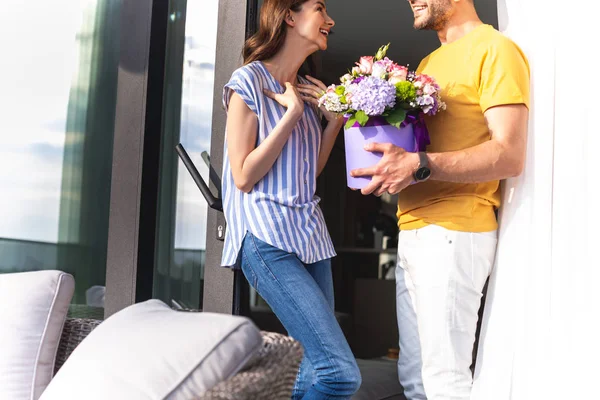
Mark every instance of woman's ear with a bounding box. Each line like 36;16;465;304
285;11;295;27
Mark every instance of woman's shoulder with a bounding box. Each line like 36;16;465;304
230;61;264;84
223;62;266;113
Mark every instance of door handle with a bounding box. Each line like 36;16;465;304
175;143;223;212
201;151;222;195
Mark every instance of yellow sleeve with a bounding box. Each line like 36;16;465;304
478;38;531;112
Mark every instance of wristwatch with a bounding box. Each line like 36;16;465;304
413;152;431;182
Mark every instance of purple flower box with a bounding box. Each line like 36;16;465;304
344;117;419;189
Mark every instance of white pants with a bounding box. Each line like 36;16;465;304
395;225;497;400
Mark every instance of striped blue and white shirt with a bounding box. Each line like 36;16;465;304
220;61;336;267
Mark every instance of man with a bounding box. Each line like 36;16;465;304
350;0;530;399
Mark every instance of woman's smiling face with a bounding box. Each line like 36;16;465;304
289;0;335;51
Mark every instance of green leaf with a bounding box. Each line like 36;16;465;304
335;86;346;95
345;116;357;130
385;108;407;128
355;110;369;126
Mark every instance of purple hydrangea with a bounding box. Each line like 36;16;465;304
349;76;396;116
417;95;436;115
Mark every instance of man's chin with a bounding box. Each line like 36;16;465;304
414;20;434;30
413;17;427;30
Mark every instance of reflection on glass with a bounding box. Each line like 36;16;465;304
0;1;121;319
154;0;218;310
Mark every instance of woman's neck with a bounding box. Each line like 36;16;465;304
262;38;314;85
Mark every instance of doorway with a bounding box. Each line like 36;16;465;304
242;0;498;397
249;0;499;344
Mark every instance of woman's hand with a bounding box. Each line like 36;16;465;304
297;75;342;124
263;82;304;119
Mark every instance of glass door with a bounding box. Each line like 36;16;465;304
0;0;121;320
153;0;219;311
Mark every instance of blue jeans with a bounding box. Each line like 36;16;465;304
240;233;361;399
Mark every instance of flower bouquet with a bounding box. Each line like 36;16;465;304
319;44;446;189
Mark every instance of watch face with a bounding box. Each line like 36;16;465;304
415;167;431;181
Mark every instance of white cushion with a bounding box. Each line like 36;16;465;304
0;270;75;400
40;299;262;400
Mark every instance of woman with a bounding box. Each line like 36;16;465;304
220;0;361;398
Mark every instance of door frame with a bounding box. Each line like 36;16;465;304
105;0;169;318
202;0;258;314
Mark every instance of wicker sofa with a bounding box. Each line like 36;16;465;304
54;317;303;400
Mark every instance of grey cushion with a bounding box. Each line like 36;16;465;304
40;299;262;400
0;270;74;400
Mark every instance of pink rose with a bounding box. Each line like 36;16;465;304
415;73;435;85
388;65;408;84
389;63;407;74
355;56;374;75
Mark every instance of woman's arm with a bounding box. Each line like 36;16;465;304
226;83;303;193
317;118;343;176
297;75;343;176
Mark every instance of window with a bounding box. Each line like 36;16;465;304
0;1;121;319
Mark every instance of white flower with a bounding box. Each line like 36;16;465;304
340;73;353;83
343;83;358;103
318;91;349;113
344;82;358;93
423;84;436;95
371;62;387;79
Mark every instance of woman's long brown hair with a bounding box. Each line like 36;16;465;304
243;0;310;65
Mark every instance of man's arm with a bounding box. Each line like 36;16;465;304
350;103;529;196
428;104;528;182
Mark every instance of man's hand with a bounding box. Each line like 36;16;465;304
350;143;419;196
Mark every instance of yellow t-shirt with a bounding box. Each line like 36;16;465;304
397;24;530;232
